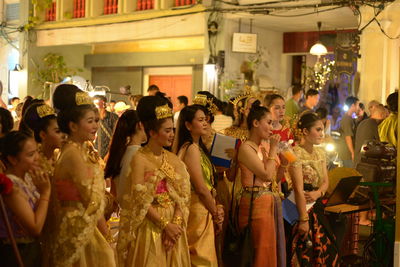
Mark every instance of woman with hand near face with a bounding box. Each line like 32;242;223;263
117;96;191;267
288;113;339;266
0;131;50;267
46;84;115;267
173;104;223;266
237;101;286;267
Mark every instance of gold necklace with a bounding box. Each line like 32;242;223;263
142;145;175;179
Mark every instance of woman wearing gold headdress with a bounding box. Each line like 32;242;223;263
237;101;286;267
117;96;191;267
21;103;65;178
46;84;115;267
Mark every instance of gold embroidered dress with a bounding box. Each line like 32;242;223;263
117;146;191;267
185;146;218;267
290;145;339;266
46;141;115;267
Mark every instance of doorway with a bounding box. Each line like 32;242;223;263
144;67;193;110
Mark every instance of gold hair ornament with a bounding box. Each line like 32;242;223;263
75;92;93;106
193;94;207;106
155;104;173;120
192;94;218;115
230;91;257;110
37;104;55;118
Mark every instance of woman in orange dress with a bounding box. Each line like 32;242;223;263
237;100;286;267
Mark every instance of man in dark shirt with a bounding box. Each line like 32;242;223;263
94;95;118;158
354;104;386;166
338;96;360;167
298;89;320;115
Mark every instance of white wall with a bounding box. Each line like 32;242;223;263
221;18;291;97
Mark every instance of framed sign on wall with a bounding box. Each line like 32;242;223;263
232;33;257;53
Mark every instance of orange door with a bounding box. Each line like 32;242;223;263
149;75;192;111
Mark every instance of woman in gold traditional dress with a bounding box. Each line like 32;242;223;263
46;84;115;267
117;95;191;267
289;112;339;266
173;104;223;266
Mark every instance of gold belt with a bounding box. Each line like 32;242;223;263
242;186;273;199
152;192;174;208
243;185;271;192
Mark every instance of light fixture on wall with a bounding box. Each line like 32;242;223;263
9;64;23;97
12;64;22;71
309;22;327;56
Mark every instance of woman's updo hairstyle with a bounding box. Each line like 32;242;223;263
297;112;321;133
247;100;269;130
196;91;218;123
136;95;173;138
20;103;57;142
53;84;95;134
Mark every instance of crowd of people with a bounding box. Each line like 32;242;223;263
0;82;397;267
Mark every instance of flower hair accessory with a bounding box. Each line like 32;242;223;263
75;92;93;106
155;104;173;120
37;104;55;118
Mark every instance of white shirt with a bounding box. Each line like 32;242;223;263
212;114;233;133
174;111;181;128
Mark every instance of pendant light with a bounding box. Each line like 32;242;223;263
310;21;327;56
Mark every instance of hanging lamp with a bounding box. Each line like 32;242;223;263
310;21;327;56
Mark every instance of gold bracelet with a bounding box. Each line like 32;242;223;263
280;163;289;168
159;216;169;230
172;216;183;226
299;216;309;222
266;157;278;165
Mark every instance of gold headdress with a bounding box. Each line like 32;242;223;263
193;94;207;106
37;104;55;118
192;94;218;115
230;91;256;108
75;92;93;106
155;104;173;120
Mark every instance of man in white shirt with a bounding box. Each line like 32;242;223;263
174;95;188;128
212;99;233;133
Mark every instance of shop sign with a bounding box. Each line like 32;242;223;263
335;46;355;75
232;33;257;53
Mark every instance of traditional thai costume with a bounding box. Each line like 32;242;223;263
0;174;41;267
290;145;339;266
237;140;286;267
117;146;191;267
180;144;218;266
46;141;115;267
